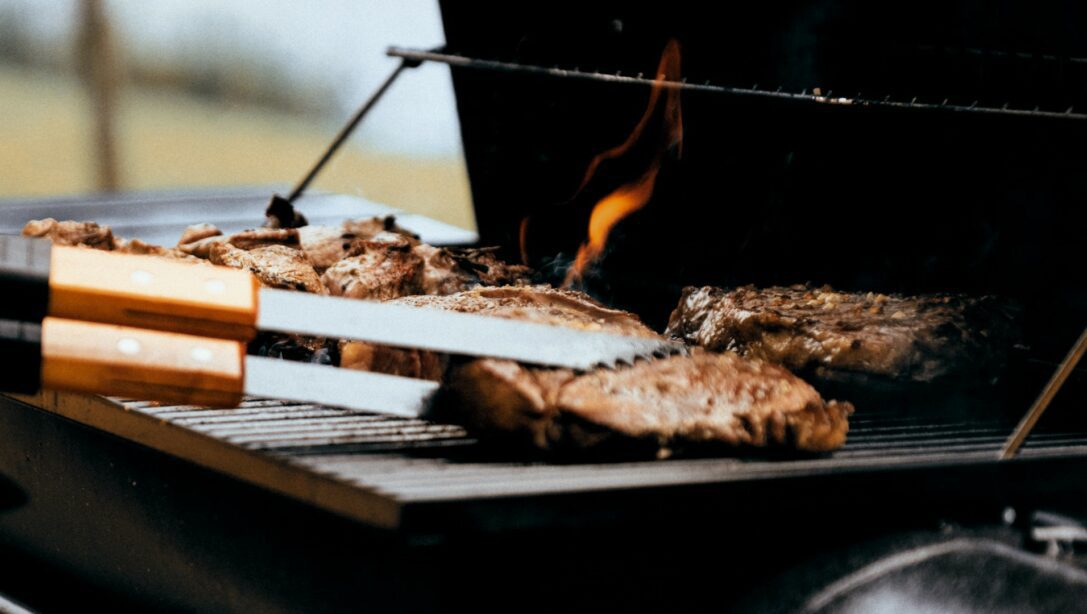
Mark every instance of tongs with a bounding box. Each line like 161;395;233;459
0;236;675;415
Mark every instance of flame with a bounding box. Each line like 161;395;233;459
562;39;684;286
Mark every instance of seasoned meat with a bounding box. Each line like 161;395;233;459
178;223;222;245
416;245;533;295
299;216;419;273
115;238;198;261
445;351;852;455
666;285;1018;382
209;243;326;294
23;218;192;259
339;286;654;379
392;286;653;333
227;228;299;250
321;235;533;300
22;218;115;250
250;332;335;364
342;216;418;242
340;340;447;381
297;225;355;273
321;232;425;300
177;226;227;258
338;284;851;454
177;225;299;258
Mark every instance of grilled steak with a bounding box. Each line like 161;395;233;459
336;285;851;454
666;284;1018;383
444;351;851;455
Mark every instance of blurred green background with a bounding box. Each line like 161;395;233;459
0;0;476;230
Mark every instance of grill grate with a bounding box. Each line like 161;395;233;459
114;391;1087;502
126;398;474;455
118;397;1071;459
10;372;1085;531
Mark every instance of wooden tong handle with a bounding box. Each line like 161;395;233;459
48;246;260;341
41;317;245;407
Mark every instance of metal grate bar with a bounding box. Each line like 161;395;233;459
387;47;1087;122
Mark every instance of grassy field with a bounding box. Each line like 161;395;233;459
0;64;476;230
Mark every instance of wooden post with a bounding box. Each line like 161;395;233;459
76;0;122;192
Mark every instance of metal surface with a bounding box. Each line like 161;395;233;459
388;47;1087;122
257;288;682;370
1001;326;1087;459
244;356;438;418
0;189;477;248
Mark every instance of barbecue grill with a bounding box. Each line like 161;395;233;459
2;1;1087;611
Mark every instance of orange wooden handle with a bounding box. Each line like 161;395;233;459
40;317;246;407
48;246;259;341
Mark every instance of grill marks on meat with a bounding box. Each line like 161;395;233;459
445;351;852;455
666;285;1017;382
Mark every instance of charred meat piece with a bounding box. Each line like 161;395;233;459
342;215;418;241
115;238;198;260
444;350;852;455
209;243;326;294
226;228;299;250
297;225;355;273
321;232;425;300
339;285;654;379
340;340;447;382
22;218;116;250
391;286;653;333
178;223;222;245
250;332;336;365
24;218;192;259
666;285;1019;383
299;216;419;273
177;224;227;258
416;245;533;295
177;225;299;258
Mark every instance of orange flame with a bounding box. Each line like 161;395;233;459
563;39;684;286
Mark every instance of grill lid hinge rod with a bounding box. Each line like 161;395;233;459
267;55;424;226
1000;326;1087;459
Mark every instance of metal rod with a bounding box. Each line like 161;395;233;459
286;59;414;203
1000;326;1087;460
387;46;1087;122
